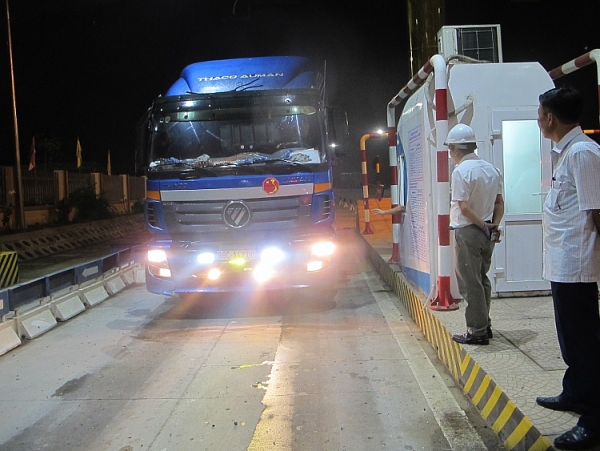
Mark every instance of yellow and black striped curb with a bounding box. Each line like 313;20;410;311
365;242;555;451
0;251;18;289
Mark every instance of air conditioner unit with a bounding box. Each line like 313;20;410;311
437;24;503;63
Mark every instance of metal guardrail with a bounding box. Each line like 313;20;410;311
0;245;145;316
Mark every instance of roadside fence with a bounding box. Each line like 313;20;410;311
1;166;147;229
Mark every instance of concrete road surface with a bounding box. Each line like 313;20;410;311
0;230;505;451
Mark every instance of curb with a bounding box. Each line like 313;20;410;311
363;237;555;451
0;262;146;358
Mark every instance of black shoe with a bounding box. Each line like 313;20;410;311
536;395;582;414
554;425;600;450
487;326;493;339
452;332;489;345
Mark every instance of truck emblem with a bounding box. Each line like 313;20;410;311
223;201;251;228
262;178;279;195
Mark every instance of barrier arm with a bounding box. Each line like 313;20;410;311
386;54;458;311
548;49;600;126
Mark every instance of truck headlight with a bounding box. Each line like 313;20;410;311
253;262;275;282
307;260;324;272
147;249;171;278
148;249;167;263
311;241;335;257
261;246;285;264
197;252;215;264
207;268;221;280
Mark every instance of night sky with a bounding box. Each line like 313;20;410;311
1;0;599;176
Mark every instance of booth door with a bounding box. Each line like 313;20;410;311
490;109;552;293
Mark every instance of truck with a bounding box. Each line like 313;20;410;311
135;56;348;298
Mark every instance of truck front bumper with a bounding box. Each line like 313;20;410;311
144;233;337;296
145;262;336;296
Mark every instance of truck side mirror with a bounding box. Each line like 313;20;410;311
135;108;152;176
327;107;349;158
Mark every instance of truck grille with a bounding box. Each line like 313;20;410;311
147;203;159;228
320;195;332;220
163;196;311;234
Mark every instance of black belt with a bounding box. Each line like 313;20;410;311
450;220;492;230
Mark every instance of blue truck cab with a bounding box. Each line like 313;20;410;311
136;56;348;296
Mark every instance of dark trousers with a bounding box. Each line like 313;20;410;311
551;281;600;430
454;225;495;336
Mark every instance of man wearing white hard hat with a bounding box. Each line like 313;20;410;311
447;124;504;346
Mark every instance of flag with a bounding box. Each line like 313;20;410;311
107;150;112;175
28;136;36;171
76;137;82;168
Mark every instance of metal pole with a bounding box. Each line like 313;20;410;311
407;0;445;77
6;0;26;229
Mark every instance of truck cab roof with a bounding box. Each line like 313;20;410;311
166;56;324;96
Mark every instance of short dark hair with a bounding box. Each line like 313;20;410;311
539;86;583;124
450;142;477;154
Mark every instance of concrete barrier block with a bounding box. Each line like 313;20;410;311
0;321;21;356
121;269;136;285
81;283;109;307
17;305;57;339
104;274;126;296
134;267;146;284
50;293;86;321
0;289;9;317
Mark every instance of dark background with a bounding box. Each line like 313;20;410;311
1;0;599;176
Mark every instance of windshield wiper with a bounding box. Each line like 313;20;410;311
149;159;220;177
266;158;311;168
178;167;219;178
236;158;314;173
149;161;195;171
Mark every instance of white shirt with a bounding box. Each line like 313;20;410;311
450;153;503;228
543;126;600;283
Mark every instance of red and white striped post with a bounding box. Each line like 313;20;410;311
360;132;388;235
548;49;600;125
360;133;375;234
429;55;457;311
386;54;457;310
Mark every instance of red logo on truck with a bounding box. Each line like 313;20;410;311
262;178;279;195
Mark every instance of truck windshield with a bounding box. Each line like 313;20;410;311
148;109;324;168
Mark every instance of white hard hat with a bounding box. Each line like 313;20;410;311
444;124;476;146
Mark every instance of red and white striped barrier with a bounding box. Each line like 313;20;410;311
387;54;458;311
548;49;600;125
386;59;437;263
